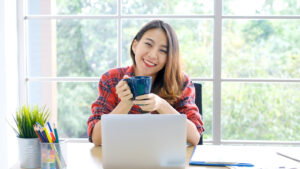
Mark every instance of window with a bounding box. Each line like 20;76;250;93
19;0;300;144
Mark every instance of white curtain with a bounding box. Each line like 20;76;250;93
0;0;18;168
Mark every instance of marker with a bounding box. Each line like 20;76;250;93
53;123;59;143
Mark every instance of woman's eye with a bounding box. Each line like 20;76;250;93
160;49;167;54
145;42;152;47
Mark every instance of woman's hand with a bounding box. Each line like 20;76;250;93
115;75;134;106
133;93;166;113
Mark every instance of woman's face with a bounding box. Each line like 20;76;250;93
132;28;168;79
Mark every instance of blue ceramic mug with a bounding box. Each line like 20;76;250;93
124;76;152;100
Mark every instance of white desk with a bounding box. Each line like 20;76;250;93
11;143;300;169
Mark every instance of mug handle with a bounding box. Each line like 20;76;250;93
123;78;135;100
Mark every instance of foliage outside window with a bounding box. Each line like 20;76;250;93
26;0;300;142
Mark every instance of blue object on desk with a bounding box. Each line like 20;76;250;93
189;161;254;167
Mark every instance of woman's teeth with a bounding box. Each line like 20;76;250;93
144;60;155;66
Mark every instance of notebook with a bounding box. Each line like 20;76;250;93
189;145;254;167
101;114;187;169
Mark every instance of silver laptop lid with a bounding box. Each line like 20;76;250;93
102;114;187;169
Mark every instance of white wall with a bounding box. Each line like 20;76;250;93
0;0;19;168
0;0;8;167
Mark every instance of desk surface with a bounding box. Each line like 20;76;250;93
11;143;300;169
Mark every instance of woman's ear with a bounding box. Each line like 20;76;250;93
132;40;138;54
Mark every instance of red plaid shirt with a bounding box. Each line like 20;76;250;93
87;66;204;142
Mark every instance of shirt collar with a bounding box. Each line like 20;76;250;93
124;65;135;77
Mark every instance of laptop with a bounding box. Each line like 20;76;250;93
101;114;187;169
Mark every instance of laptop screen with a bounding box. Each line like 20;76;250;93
101;114;187;169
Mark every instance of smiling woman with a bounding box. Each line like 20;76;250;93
87;20;204;146
130;21;182;105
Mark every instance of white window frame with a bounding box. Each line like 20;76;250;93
17;0;300;145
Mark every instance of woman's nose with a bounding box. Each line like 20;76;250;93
148;49;158;60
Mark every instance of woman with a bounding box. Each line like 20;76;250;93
87;20;204;146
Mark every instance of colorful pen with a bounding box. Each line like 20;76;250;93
47;122;56;143
44;127;62;168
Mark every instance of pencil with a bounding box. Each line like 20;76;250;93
39;126;48;143
277;152;300;163
47;122;56;142
44;127;52;143
35;123;46;142
33;125;43;142
53;123;66;167
44;126;62;169
37;128;46;142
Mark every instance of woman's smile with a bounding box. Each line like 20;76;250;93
143;58;157;67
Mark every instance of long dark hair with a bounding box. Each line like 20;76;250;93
130;20;184;105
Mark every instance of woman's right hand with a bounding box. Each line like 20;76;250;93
115;75;134;106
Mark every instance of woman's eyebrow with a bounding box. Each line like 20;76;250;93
146;38;168;49
145;38;154;43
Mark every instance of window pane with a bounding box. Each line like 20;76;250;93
28;19;117;77
193;81;213;141
28;0;117;15
222;83;300;141
122;0;213;15
223;20;300;78
122;19;213;78
28;82;98;138
223;0;300;15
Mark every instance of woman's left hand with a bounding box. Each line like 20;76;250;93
133;93;166;112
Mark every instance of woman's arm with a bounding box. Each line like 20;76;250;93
92;101;133;146
157;100;200;146
134;95;201;146
91;75;133;146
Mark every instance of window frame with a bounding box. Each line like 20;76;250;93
17;0;300;145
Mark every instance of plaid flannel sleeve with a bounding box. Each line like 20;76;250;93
87;74;118;142
174;79;204;135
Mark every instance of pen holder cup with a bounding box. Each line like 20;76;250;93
41;141;67;169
